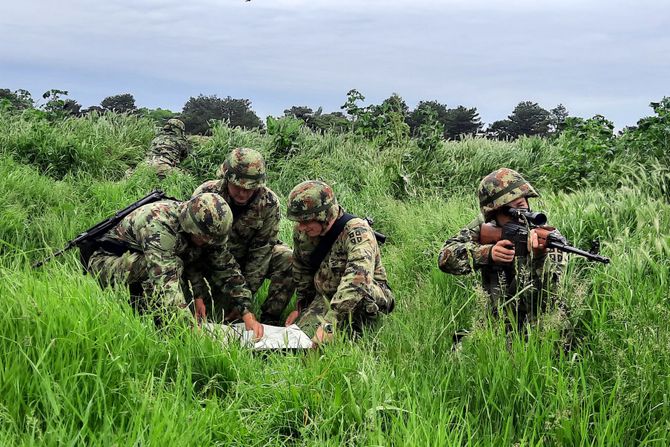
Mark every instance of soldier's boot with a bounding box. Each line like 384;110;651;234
260;244;294;325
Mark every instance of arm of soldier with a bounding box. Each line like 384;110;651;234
192;180;219;198
138;223;186;309
242;198;281;293
324;222;377;325
292;229;317;312
437;216;493;275
207;244;253;315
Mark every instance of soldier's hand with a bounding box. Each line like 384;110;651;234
491;240;515;263
194;298;207;326
242;312;265;341
529;227;553;255
285;310;300;326
312;324;334;346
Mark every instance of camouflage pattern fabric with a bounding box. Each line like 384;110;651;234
478;168;539;219
438;216;566;327
221;148;267;190
193;179;294;322
87;199;252;317
293;207;395;337
286;180;339;224
144;123;191;178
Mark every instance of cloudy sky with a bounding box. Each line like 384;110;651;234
2;0;668;128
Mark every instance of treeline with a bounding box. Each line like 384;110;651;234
1;87;568;140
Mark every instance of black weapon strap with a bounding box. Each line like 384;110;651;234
309;213;355;274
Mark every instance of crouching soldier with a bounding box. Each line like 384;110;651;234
193;148;294;325
86;192;264;338
285;180;395;345
144;118;191;178
438;168;565;330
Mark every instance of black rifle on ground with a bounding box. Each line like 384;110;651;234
32;190;168;269
479;207;610;264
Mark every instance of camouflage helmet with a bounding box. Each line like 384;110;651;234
286;180;339;223
218;147;266;190
478;168;539;219
178;193;232;240
164;118;185;135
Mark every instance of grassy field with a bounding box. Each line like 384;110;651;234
0;110;669;445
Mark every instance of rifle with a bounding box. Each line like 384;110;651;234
479;208;610;264
32;190;168;269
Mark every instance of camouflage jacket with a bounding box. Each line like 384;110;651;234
293;207;390;324
146;134;191;166
438;215;565;303
193;179;282;293
102;200;252;313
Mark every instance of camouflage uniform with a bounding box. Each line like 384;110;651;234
438;169;565;327
88;193;252;320
288;180;394;337
193;148;293;323
144;119;191;178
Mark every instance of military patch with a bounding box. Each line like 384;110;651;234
348;228;365;244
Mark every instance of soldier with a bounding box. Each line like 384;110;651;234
87;192;264;338
438;168;565;329
144;118;191;178
285;180;394;345
192;148;293;325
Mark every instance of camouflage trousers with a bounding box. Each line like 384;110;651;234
145;156;180;179
246;243;294;324
296;281;394;338
88;249;239;320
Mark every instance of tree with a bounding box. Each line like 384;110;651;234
549;104;569;135
100;93;137;113
507;101;551;138
0;88;33;110
284;106;349;133
181;94;263;135
41;89;81;117
406;101;449;136
443;106;482;140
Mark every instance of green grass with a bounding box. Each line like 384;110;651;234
0;112;669;445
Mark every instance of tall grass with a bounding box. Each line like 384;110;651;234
0;113;668;444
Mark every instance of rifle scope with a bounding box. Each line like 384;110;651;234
507;208;547;226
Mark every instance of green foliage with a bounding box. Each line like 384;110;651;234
0;88;33;111
40;89;81;118
340;90;410;147
489;101;552;139
100;93;137;113
619;97;670;163
284;106;349;133
181;94;263;135
266;116;303;158
138;107;178;124
0;110;153;179
1;101;669;444
542;115;617;189
443;105;483;140
414;106;444;152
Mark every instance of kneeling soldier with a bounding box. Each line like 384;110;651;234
193;148;294;325
285;180;395;345
438;168;565;329
87;192;263;338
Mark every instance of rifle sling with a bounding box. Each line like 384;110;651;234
309;213;356;274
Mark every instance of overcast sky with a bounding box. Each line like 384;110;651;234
2;0;668;128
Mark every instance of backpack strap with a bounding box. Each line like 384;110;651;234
309;213;355;274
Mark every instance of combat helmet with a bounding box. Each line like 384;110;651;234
178;193;232;241
478;168;539;219
163;118;185;136
218;148;267;190
286;180;339;223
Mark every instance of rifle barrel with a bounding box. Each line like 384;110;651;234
548;241;610;264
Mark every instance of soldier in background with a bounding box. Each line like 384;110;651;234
438;168;565;329
193;148;294;325
285;180;394;345
143;118;191;178
86;192;264;338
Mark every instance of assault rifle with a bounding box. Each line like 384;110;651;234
32;190;168;269
479;207;610;264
